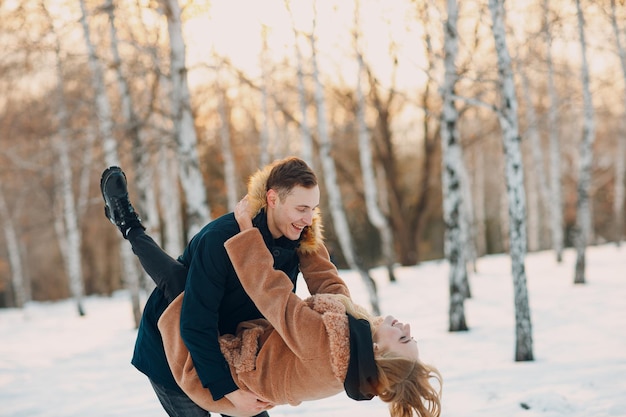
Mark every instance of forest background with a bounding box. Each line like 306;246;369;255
0;0;624;327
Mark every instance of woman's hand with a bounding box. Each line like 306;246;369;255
225;388;274;414
234;195;254;231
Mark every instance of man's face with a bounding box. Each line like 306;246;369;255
266;185;320;240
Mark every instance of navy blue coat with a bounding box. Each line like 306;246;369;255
131;210;301;400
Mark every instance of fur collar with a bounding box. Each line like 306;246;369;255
246;163;324;255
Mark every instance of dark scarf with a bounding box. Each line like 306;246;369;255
252;209;300;250
344;314;379;401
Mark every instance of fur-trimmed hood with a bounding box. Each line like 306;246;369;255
246;162;324;255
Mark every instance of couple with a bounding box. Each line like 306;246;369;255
100;157;442;417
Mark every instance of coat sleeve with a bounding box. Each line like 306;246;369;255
180;231;239;400
224;229;332;357
158;294;247;416
298;244;351;298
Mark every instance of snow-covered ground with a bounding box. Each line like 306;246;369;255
1;244;625;417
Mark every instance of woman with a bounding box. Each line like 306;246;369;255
149;196;442;417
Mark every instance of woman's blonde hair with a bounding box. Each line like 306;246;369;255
329;294;442;417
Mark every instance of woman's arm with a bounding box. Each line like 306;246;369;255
298;244;351;298
225;228;331;358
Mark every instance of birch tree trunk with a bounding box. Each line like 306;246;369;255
105;0;162;294
159;0;211;238
353;1;397;283
105;0;156;229
46;3;85;316
573;0;596;284
472;147;487;259
55;135;86;316
159;145;184;256
488;0;534;361
525;151;540;252
142;15;183;257
520;70;550;251
459;157;477;276
310;6;379;315
79;0;142;325
0;184;28;308
610;0;626;246
441;0;468;332
544;0;564;262
286;0;314;166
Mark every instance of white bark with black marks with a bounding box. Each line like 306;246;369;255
573;0;596;284
489;0;534;361
543;0;565;262
160;0;211;237
79;0;142;322
441;0;469;332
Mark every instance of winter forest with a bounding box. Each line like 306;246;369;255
1;0;625;359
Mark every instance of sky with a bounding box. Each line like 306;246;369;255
182;0;426;90
1;243;625;417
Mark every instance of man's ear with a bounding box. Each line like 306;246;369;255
266;189;277;208
373;343;379;352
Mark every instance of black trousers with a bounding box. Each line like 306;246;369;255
127;227;187;303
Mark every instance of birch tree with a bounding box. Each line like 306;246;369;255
353;0;397;283
573;0;596;284
310;3;379;315
43;2;86;316
104;0;158;231
441;0;468;332
0;183;28;308
134;2;184;257
609;0;626;246
488;0;534;361
79;0;142;324
543;0;565;262
159;0;211;237
471;146;488;258
105;0;167;293
520;69;550;252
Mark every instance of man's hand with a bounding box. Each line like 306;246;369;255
225;388;274;415
234;195;254;231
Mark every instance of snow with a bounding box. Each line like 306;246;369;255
1;244;625;417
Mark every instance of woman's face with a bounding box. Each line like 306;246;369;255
373;315;419;360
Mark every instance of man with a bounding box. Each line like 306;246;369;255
101;157;350;417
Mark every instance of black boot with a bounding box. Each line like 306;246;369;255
100;166;145;238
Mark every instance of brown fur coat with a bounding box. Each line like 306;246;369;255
157;166;352;417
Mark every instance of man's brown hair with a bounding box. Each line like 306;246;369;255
266;157;318;200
